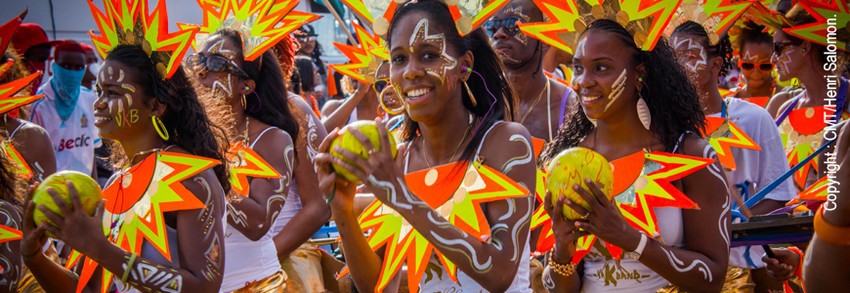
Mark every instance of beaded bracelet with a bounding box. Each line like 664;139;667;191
121;253;138;283
548;250;576;277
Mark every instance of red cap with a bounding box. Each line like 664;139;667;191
11;23;59;56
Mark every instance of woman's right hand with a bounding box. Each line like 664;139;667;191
762;248;800;281
21;184;48;260
543;190;588;263
314;127;357;212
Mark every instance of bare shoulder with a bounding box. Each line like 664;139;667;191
479;121;533;168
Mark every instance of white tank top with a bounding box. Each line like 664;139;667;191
221;127;283;292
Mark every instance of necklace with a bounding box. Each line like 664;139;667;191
127;147;163;168
421;120;473;168
519;79;551;124
243;116;251;144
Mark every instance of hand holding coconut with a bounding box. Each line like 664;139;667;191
32;173;106;258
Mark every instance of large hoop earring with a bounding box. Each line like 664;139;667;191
463;80;477;107
152;116;170;141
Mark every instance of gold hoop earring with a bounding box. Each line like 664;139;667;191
463;80;477;107
152;116;170;141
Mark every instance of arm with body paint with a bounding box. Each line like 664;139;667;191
337;122;535;292
273;98;331;259
616;137;730;291
0;201;23;292
227;128;293;241
27;170;227;292
12;122;56;182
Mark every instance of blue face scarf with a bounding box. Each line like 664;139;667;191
51;62;86;121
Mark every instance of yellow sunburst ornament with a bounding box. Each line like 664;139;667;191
520;0;684;53
356;162;528;293
88;0;198;79
665;0;752;45
67;151;221;293
227;141;282;196
191;0;306;61
0;60;44;115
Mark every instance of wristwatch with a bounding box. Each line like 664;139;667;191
624;233;648;260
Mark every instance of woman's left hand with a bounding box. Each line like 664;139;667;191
564;179;641;250
38;181;107;257
332;117;406;205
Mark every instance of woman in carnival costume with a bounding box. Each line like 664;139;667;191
187;0;316;290
528;0;732;291
315;0;536;291
21;0;230;292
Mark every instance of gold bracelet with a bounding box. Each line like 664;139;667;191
548;250;576;277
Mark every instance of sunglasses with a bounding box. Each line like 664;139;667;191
187;54;249;77
297;36;317;42
773;42;798;55
738;60;774;71
484;17;522;36
372;79;389;94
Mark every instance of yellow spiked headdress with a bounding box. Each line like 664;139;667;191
190;0;308;61
331;22;389;84
783;0;849;52
665;0;753;45
727;1;791;54
519;0;685;54
341;0;510;37
0;60;44;115
88;0;198;79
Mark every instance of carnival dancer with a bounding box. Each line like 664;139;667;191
672;15;796;291
188;0;310;290
315;0;535;291
732;21;792;113
21;0;229;292
527;0;731;291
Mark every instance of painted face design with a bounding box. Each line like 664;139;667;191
775;47;793;77
674;37;707;82
99;66;140;127
206;39;237;98
409;19;458;85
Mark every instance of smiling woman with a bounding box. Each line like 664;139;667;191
314;0;537;292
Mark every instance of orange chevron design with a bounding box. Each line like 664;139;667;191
330;22;387;84
192;0;300;61
703;116;762;170
742;96;770;108
281;10;321;38
0;225;22;271
227;141;281;197
71;151;219;293
784;0;848;52
88;0;199;79
570;151;710;263
779;106;847;189
668;0;752;44
798;176;829;201
340;0;399;36
519;0;582;54
1;141;32;181
0;60;44;115
529;137;555;253
358;161;528;292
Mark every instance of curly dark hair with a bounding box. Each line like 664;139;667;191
673;21;734;78
736;21;773;53
541;19;705;163
106;45;231;194
388;0;516;163
213;29;300;145
0;153;20;205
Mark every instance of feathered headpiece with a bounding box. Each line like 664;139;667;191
190;0;315;61
331;22;389;83
0;9;27;53
88;0;198;79
519;0;684;54
342;0;510;37
665;0;752;45
0;60;43;115
783;0;848;52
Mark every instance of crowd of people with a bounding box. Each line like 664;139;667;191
0;0;848;292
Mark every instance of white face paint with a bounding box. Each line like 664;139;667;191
408;19;458;85
673;36;708;78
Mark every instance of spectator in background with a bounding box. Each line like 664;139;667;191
29;40;100;177
80;43;99;90
11;23;57;94
295;55;322;116
295;24;329;106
